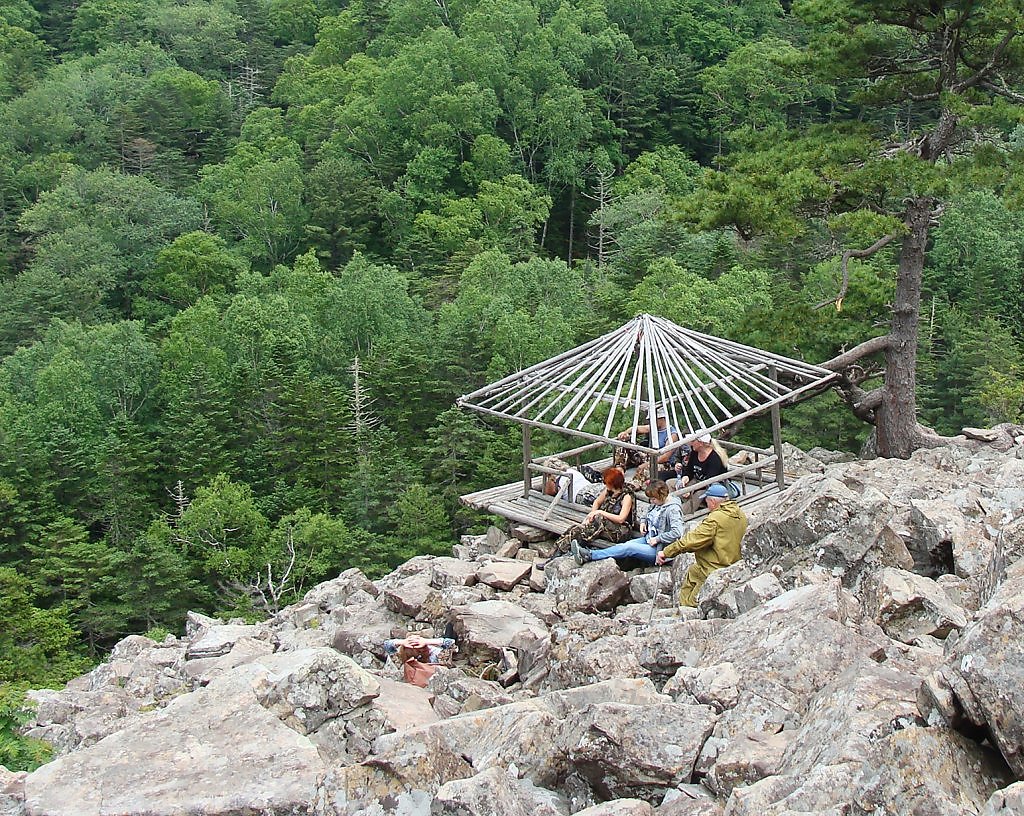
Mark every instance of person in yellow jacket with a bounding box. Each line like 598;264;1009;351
656;482;746;607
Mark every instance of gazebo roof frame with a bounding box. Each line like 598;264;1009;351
458;313;837;455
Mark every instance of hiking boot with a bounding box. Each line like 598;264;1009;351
580;465;603;483
570;540;592;565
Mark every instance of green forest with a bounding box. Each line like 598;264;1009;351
1;0;1023;737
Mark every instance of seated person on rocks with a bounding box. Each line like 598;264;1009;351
540;466;634;569
656;483;746;607
609;410;682;484
571;480;685;568
674;433;729;512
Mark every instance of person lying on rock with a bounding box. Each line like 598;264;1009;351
656;482;746;607
571;480;684;568
539;466;635;570
383;631;456;665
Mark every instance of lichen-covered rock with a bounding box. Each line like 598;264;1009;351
664;663;739;713
317;728;473;815
566;701;717;800
431;766;535;816
918;561;1024;776
852;726;1013;816
24;667;326;816
449;599;548;665
252;647;380;733
698;582;890;739
545;557;629;612
861;567;968;643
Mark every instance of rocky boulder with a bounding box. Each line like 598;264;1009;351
918;559;1024;776
449;599;548;665
545;557;629;612
24;666;326;816
476;557;532;590
861;567;968;643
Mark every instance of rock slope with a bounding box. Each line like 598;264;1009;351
5;431;1024;815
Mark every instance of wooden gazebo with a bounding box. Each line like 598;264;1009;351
459;313;837;533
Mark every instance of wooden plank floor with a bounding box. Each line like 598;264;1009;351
461;473;784;537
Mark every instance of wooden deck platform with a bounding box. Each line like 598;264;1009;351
460;473;784;537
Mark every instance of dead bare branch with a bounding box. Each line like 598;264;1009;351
815;233;901;310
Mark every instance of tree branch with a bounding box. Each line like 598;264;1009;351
814;232;900;310
820;335;890;372
952;30;1017;94
979;79;1024;105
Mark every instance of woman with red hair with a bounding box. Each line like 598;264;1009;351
540;467;635;569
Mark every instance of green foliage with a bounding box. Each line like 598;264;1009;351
197;112;308;267
627;259;773;337
0;684;52;771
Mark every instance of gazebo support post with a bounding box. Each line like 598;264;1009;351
769;365;785;490
522;426;532;499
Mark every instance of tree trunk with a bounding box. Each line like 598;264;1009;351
875;197;931;458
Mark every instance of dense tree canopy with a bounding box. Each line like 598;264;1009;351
1;0;1022;752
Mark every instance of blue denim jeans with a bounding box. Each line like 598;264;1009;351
588;536;658;566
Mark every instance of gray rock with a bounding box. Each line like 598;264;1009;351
301;567;378;610
566;701;717;800
744;476;914;589
476;558;532;590
381;570;441;618
546;634;648;688
317;728;473;815
918;562;1024;776
185;623;262;660
511;523;551;544
664;663;739;713
629;570;672;604
495;537;522;558
575;801;652;816
699;581;890;740
449;600;548;665
546;558;629;613
184;610;221;639
183;635;275;685
637;619;727;679
982;781;1024;815
430;557;478;589
656;785;722;815
0;767;26;816
431;766;534;816
252;647;380;733
705;730;792;797
853;726;1013;816
697;563;783;619
24;667;325;816
861;567;968;643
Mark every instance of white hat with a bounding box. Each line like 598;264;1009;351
697;433;712;443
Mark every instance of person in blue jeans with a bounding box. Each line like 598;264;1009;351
571;480;686;567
